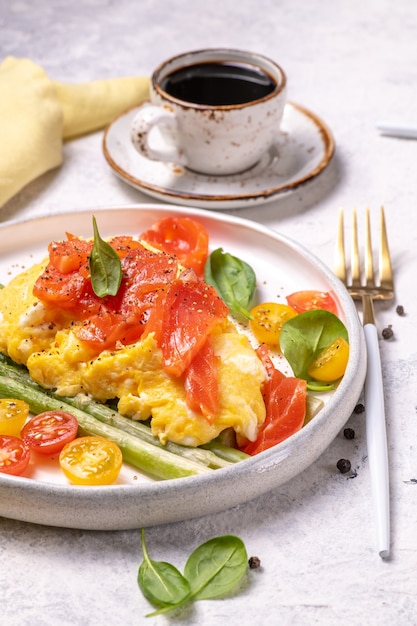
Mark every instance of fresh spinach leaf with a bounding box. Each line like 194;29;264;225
138;529;191;616
184;535;248;601
279;310;349;387
89;216;122;297
204;248;256;319
138;531;249;617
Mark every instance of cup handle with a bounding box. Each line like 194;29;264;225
130;103;186;165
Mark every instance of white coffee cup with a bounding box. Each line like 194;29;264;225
130;48;287;176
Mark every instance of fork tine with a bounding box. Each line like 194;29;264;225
379;207;394;289
334;208;346;282
365;207;374;286
351;209;361;288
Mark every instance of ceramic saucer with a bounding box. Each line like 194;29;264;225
103;102;335;211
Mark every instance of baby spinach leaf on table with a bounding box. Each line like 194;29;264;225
279;310;349;387
184;535;248;601
138;529;191;616
89;216;122;297
204;248;256;319
138;530;249;617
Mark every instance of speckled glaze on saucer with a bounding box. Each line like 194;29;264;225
0;205;365;530
103;102;335;210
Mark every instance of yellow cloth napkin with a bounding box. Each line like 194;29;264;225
0;57;150;207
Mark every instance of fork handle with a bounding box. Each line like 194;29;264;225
363;322;390;558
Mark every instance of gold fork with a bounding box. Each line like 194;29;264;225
335;206;394;559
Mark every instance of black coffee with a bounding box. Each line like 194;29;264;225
160;61;276;106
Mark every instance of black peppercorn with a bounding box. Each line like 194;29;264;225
382;325;394;340
354;403;365;414
248;556;261;569
337;458;351;474
343;427;355;440
396;305;405;316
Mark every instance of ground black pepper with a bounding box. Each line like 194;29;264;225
336;458;351;474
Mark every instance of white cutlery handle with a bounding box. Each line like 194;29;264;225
363;323;390;558
376;121;417;139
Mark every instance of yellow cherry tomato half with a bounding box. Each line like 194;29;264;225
308;336;350;382
0;398;30;437
59;436;123;486
249;302;298;346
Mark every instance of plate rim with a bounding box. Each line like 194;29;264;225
0;204;366;530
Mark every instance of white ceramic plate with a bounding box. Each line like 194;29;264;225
102;102;335;210
0;205;365;530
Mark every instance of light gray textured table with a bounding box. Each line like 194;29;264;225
2;1;417;624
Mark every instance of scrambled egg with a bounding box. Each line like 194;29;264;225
0;261;267;447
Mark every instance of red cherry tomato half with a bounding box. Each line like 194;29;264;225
140;217;209;275
0;435;31;476
286;290;338;315
21;411;78;455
